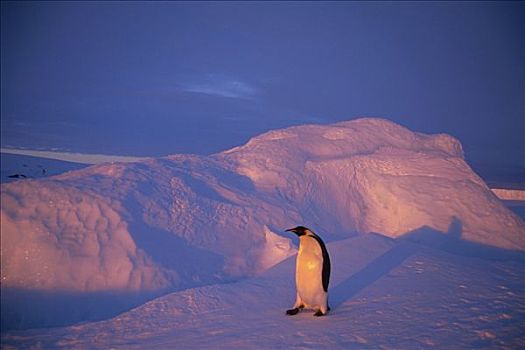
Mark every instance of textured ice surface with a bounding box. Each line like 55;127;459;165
1;118;524;331
2;234;524;349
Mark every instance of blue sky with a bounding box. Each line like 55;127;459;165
1;1;524;172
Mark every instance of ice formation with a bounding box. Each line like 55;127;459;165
1;118;524;328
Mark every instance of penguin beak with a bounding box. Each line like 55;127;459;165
285;228;297;234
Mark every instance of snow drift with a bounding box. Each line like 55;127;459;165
1;118;524;329
4;234;524;349
492;188;525;201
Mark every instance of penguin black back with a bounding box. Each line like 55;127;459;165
310;234;330;292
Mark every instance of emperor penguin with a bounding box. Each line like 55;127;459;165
285;226;331;316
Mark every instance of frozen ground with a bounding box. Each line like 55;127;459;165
1;149;148;184
1;118;524;349
0;153;87;184
0;148;147;166
2;234;524;349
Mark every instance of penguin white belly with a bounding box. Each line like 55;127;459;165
296;236;326;308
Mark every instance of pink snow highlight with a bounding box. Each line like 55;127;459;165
2;118;523;295
1;118;524;331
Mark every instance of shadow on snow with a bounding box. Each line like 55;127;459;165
330;217;525;309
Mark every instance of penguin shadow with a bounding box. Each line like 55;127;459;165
329;217;524;311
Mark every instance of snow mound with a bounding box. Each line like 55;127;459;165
1;118;524;329
222;118;523;247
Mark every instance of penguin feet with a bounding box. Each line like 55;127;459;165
286;308;300;316
313;310;327;317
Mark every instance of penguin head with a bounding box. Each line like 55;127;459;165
285;226;311;237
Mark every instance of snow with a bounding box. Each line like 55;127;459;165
1;118;524;348
0;153;88;183
492;188;525;201
0;148;148;165
2;234;524;349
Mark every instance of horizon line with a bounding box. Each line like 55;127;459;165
0;148;149;165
